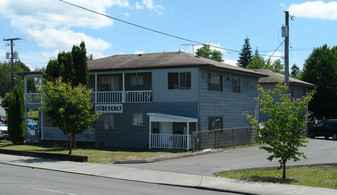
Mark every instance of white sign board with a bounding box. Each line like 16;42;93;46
95;104;123;113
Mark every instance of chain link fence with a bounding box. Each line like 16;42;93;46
192;126;257;151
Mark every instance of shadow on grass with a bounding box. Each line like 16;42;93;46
243;175;299;184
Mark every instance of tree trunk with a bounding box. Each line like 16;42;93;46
282;161;286;179
68;134;73;155
72;132;76;148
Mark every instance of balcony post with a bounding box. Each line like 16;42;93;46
40;75;44;141
94;73;97;104
186;121;190;150
122;73;125;103
24;75;28;143
149;119;152;149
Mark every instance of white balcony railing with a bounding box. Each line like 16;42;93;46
150;134;191;150
125;91;152;103
27;90;152;104
26;93;42;104
93;90;152;103
96;91;123;103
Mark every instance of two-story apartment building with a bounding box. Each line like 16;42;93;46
253;69;315;123
22;51;266;150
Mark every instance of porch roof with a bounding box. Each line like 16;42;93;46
147;113;198;123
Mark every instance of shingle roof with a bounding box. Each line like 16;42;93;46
88;51;266;77
253;69;315;88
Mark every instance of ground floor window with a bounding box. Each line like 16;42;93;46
208;116;223;130
132;112;143;126
104;114;115;130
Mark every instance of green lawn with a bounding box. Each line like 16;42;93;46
216;166;337;189
0;142;190;163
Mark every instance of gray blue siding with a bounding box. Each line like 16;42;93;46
199;69;258;130
152;68;199;102
95;102;198;148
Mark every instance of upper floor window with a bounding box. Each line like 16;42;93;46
208;74;223;91
131;75;144;86
168;72;191;89
232;76;241;93
248;79;254;89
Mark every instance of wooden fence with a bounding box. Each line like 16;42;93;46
192;126;257;151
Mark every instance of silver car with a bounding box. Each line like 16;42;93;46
0;121;8;139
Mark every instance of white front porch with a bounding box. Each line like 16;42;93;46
147;113;198;150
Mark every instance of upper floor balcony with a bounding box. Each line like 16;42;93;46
25;72;153;105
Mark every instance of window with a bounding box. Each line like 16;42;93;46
248;79;254;89
132;113;143;126
232;76;241;93
208;74;223;91
131;75;144;86
168;72;191;89
104;114;115;130
208;116;223;130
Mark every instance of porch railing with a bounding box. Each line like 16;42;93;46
150;134;191;150
26;93;42;104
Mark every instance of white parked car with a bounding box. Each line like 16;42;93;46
0;121;8;139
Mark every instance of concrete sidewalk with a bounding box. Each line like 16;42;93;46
0;154;336;195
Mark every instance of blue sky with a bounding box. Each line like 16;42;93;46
1;0;336;70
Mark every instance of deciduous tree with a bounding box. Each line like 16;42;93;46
196;44;223;62
40;78;100;154
245;82;315;179
302;44;337;119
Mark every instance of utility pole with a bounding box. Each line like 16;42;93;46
283;11;289;86
3;37;22;90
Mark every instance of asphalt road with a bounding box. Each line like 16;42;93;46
0;164;238;195
116;138;337;175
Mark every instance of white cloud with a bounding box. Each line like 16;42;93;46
134;51;145;54
26;28;111;52
25;63;35;71
136;2;144;9
193;43;227;55
265;51;282;62
135;0;164;14
288;1;337;20
0;0;119;29
124;12;130;17
223;59;237;66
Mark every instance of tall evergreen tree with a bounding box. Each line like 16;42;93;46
254;47;260;58
238;37;253;68
45;59;61;81
58;51;74;84
290;64;301;79
302;44;337;119
7;86;26;144
72;41;89;87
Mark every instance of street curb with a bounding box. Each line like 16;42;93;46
214;163;337;175
0;148;88;162
113;148;224;164
0;161;255;195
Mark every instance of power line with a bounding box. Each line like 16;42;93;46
265;41;284;60
59;0;240;53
